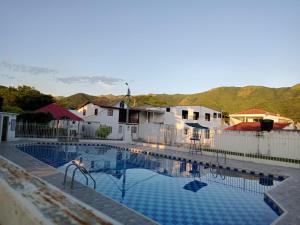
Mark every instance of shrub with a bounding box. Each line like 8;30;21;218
95;125;111;139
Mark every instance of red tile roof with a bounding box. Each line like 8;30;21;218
235;108;277;116
225;122;290;131
36;103;83;121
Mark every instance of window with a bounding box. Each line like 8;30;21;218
166;107;170;112
10;119;16;131
107;109;113;116
205;113;210;121
213;112;217;118
205;129;210;139
83;109;86;116
120;101;125;108
147;112;151;123
192;129;199;138
218;113;222;118
108;126;112;134
131;126;137;133
118;125;123;134
94;108;98;115
182;110;188;119
184;128;188;135
193;112;199;120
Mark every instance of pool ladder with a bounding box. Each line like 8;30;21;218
213;151;227;165
63;157;96;189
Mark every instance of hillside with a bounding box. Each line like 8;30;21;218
56;84;300;121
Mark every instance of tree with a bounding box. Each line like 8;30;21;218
17;112;54;123
14;86;54;111
0;85;54;112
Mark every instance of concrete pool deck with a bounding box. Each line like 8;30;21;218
0;141;158;225
1;140;299;225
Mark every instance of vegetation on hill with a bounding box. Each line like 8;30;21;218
56;84;300;121
0;85;54;113
1;83;299;122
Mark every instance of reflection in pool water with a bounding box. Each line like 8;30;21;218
18;144;281;225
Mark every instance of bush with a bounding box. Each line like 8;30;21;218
95;125;111;139
2;105;23;113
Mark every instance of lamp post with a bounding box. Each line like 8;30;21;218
124;82;132;143
125;82;131;125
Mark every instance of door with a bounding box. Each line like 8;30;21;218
1;116;9;141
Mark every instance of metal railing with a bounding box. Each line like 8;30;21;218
16;122;68;139
63;157;96;189
15;122;122;141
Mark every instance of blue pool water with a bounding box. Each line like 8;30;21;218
17;144;281;225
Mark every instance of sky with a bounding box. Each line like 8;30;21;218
0;0;299;96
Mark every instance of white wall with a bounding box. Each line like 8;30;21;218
229;113;293;125
136;106;222;145
139;111;164;124
78;103;122;139
0;112;17;142
137;122;212;145
137;123;163;143
213;130;300;160
163;106;222;129
161;106;222;144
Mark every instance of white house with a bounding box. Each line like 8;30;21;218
135;106;223;145
229;108;293;125
0;112;17;142
76;99;223;145
77;100;140;140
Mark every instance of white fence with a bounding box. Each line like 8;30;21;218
137;123;212;146
15;122;300;166
137;123;183;145
15;122;69;139
213;130;300;163
15;122;123;140
137;124;300;166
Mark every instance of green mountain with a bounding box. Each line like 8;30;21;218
56;84;300;122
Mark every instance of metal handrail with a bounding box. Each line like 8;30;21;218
63;159;96;189
209;163;226;180
63;163;87;186
214;151;227;165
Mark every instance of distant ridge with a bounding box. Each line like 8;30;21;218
56;83;300;121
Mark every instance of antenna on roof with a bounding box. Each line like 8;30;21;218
125;82;131;97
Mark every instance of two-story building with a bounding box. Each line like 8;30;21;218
135;105;223;145
77;100;144;140
76;100;223;144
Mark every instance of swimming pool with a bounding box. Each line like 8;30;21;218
17;144;282;225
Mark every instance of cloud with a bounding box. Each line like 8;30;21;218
56;75;124;86
0;61;58;75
